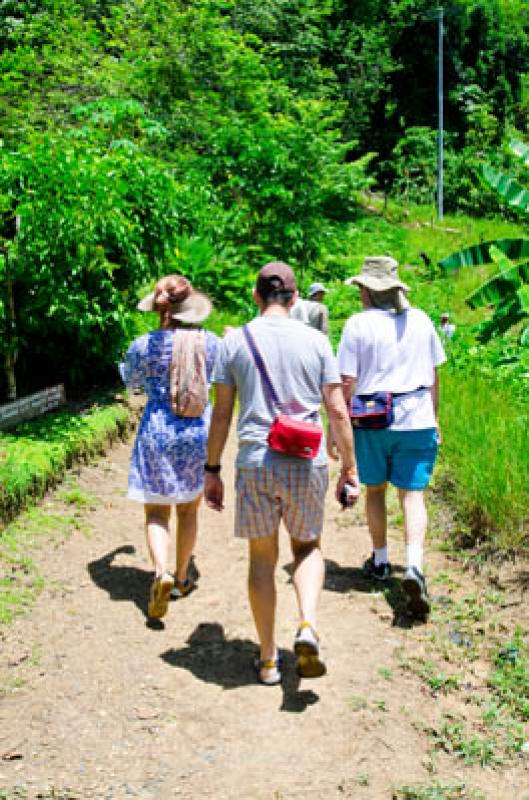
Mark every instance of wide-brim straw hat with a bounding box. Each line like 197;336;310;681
137;287;212;324
344;256;410;293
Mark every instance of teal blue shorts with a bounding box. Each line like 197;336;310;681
354;428;439;490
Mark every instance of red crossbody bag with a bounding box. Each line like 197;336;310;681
242;325;322;459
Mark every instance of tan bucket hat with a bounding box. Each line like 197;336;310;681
137;275;212;323
344;256;410;293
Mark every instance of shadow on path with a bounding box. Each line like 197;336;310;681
322;558;423;629
87;544;164;629
161;622;320;713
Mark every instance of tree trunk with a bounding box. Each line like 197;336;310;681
1;224;18;401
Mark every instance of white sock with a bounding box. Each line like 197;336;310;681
373;546;388;566
406;543;423;572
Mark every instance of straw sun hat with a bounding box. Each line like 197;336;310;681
137;275;212;324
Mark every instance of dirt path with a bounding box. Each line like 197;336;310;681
0;425;527;799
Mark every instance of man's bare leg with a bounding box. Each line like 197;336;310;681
398;488;427;571
290;539;324;630
365;482;388;549
248;534;279;680
291;538;326;677
398;489;430;618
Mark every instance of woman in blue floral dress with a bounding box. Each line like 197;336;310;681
120;275;219;619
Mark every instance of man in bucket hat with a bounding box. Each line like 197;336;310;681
336;256;446;620
204;261;359;685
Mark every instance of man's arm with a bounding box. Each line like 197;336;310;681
322;382;360;504
327;374;355;459
204;383;236;511
341;374;356;405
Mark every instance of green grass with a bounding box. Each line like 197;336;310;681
436;371;528;551
393;781;486;799
489;629;529;723
0;391;134;525
0;391;135;622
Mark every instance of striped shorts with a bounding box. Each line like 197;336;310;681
235;463;329;542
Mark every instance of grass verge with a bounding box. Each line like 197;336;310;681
0;390;137;525
436;370;528;553
0;390;139;625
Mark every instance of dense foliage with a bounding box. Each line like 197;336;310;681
0;0;528;397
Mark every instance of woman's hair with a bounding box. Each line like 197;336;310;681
154;275;193;327
367;287;410;314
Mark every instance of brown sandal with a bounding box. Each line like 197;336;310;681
147;572;174;619
170;578;196;599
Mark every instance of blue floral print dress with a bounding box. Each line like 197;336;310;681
120;329;219;504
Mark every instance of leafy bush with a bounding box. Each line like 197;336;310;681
0;135;184;395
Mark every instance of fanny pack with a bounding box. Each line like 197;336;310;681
242;325;322;459
350;392;394;429
350;387;427;430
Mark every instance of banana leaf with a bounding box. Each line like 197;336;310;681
439;238;529;271
481;165;529;214
489;244;514;276
466;261;529;308
517;284;529;313
476;297;526;343
510;138;529;166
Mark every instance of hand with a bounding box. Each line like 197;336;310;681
204;473;224;511
336;469;360;507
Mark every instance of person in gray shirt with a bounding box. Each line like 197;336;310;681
289;281;329;335
204;262;358;686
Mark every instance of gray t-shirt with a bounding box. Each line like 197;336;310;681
213;315;340;467
290;298;329;334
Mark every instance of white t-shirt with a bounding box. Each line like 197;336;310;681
337;307;446;431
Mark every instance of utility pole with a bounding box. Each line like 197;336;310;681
423;6;446;219
437;7;444;219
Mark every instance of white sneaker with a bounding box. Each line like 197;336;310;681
294;622;326;678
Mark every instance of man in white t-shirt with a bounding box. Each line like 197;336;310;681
336;256;446;620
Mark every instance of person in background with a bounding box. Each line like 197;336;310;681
336;256;446;620
289;281;329;335
120;275;219;620
439;312;456;340
204;262;358;685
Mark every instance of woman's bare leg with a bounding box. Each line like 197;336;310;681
175;496;202;584
144;503;171;577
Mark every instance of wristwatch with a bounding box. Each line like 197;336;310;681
204;463;221;474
